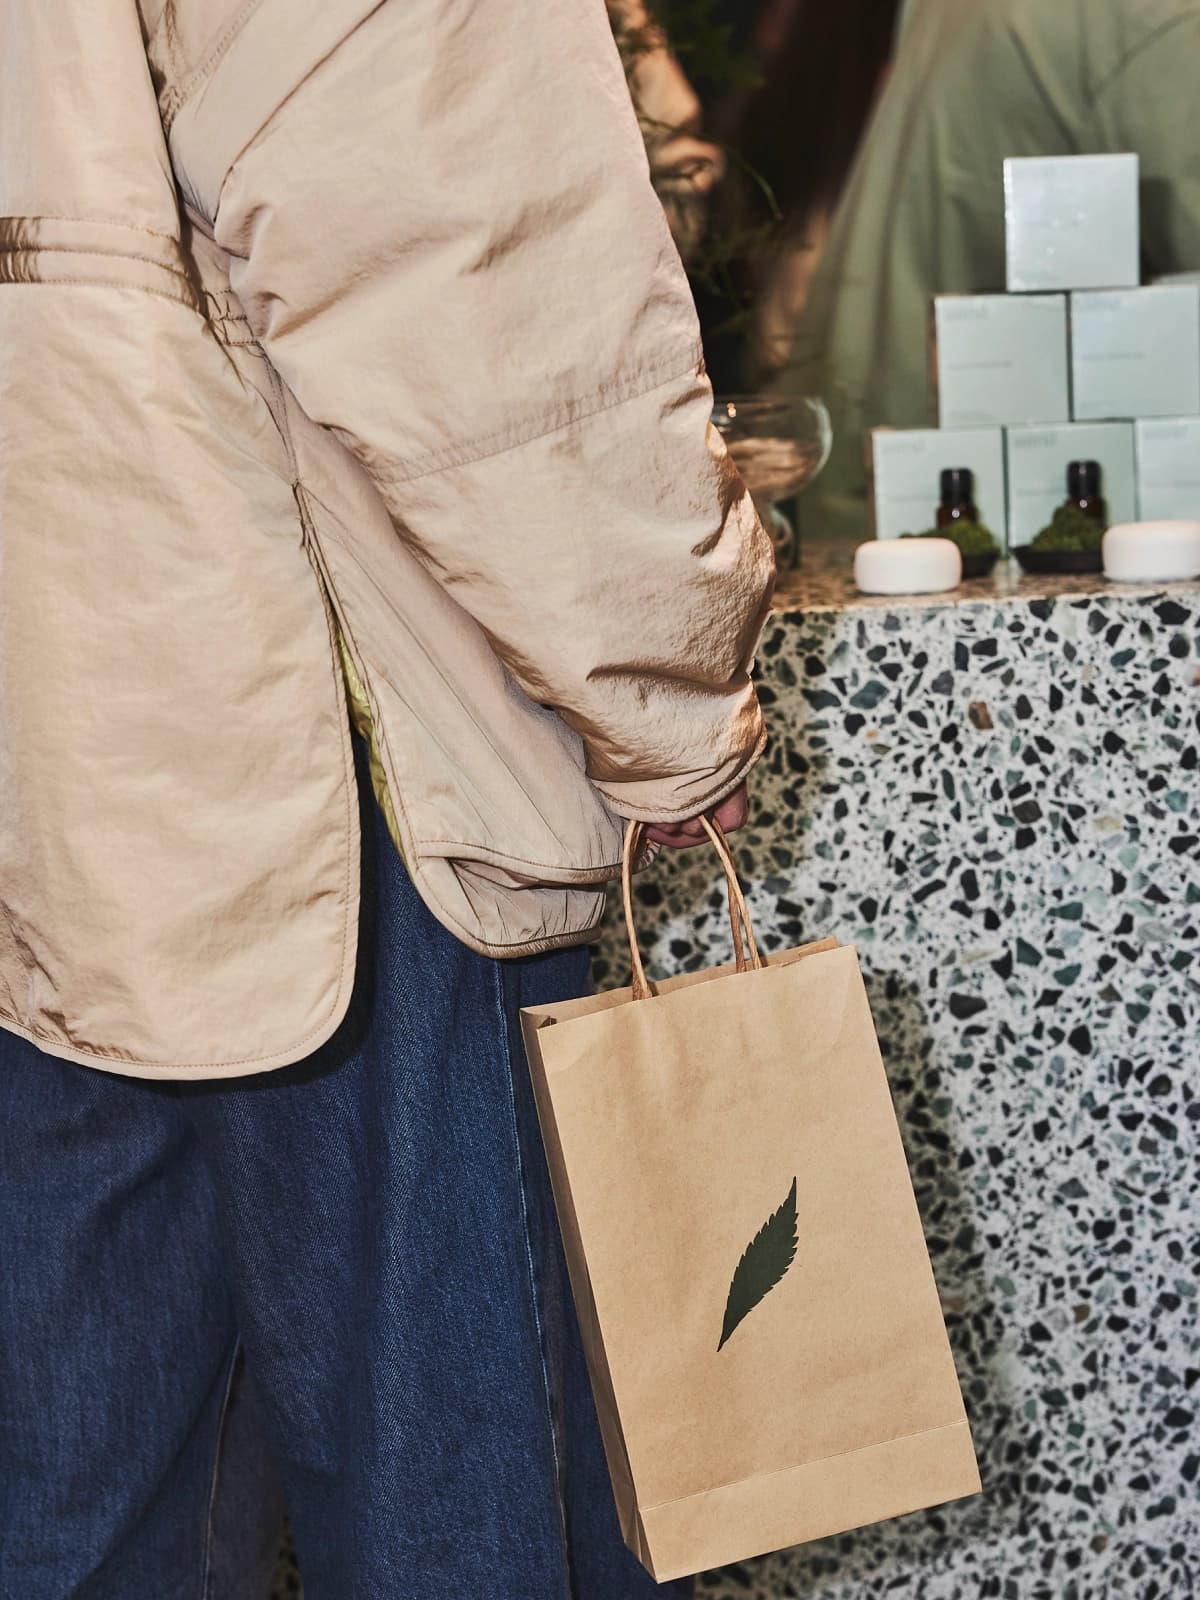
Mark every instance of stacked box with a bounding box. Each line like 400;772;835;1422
896;153;1200;553
1070;286;1200;421
1004;154;1139;293
868;428;1007;544
1135;418;1200;520
933;295;1069;429
1005;423;1136;549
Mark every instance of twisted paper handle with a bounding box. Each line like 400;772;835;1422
621;817;763;1001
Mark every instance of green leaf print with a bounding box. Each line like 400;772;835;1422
717;1177;799;1351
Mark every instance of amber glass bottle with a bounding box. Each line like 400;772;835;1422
1067;460;1106;524
936;467;978;528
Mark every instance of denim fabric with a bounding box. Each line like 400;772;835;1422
0;782;693;1600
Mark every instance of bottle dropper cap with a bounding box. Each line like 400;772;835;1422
1068;460;1101;499
940;467;974;506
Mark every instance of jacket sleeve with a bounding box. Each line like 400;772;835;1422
172;0;773;823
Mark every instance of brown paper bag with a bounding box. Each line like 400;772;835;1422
521;820;980;1582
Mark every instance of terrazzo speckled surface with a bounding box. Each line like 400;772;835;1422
273;553;1200;1599
600;554;1200;1600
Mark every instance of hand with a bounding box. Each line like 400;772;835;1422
643;783;749;850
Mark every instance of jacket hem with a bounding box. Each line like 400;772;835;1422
0;485;365;1082
0;972;358;1080
400;860;607;962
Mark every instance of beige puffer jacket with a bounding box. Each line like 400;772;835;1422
0;0;773;1079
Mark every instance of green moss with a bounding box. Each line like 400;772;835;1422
900;520;1000;557
1030;503;1105;552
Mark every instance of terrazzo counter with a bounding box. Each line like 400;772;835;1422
596;546;1200;1600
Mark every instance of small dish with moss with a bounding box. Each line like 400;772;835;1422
1014;504;1105;573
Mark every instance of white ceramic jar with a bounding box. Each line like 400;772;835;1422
854;538;963;596
1102;520;1200;582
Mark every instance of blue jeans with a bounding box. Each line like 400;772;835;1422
0;781;692;1600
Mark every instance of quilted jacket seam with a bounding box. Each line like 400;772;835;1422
385;340;705;486
157;0;269;132
0;274;200;309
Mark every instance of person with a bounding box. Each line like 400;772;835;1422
736;0;902;386
778;0;1200;541
0;1;773;1596
609;0;729;263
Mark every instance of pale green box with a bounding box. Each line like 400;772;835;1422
1071;286;1200;421
1004;154;1139;294
1135;417;1200;520
934;295;1069;429
1005;422;1135;549
868;427;1007;546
